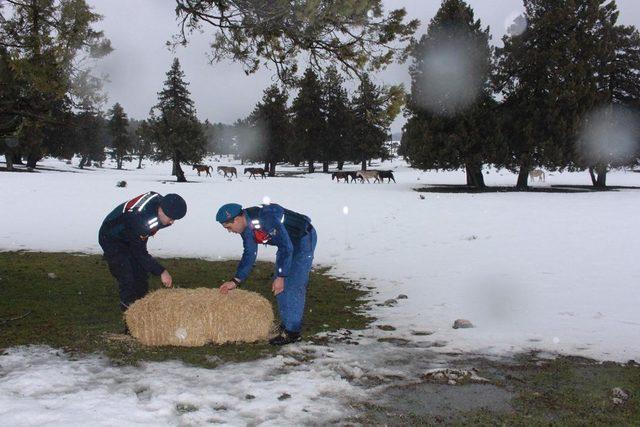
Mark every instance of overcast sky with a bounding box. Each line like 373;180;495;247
87;0;640;135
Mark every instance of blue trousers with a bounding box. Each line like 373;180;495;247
276;228;317;333
99;236;149;311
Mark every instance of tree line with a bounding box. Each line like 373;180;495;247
400;0;640;189
0;0;417;180
210;66;403;176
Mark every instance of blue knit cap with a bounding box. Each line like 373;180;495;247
160;194;187;220
216;203;243;223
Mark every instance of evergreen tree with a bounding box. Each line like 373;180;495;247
129;119;153;169
322;66;353;171
0;0;111;169
351;74;402;170
574;3;640;187
250;85;292;175
291;68;325;173
108;103;131;169
401;0;497;188
175;0;418;84
495;0;618;189
147;58;206;182
74;111;107;169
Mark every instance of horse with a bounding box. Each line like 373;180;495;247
244;167;266;179
193;164;212;177
356;170;381;183
217;166;238;178
331;171;353;183
529;169;545;182
377;170;396;183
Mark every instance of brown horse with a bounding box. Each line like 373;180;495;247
217;166;238;178
377;170;396;183
193;164;212;177
244;167;266;179
331;171;357;183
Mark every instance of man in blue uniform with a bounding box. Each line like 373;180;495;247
99;192;187;315
216;202;317;345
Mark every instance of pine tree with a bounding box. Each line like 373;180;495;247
495;0;615;189
0;0;111;169
574;3;640;187
322;66;353;171
108;103;131;169
401;0;497;188
74;111;107;169
147;58;206;182
291;68;325;173
351;74;400;170
175;0;419;84
129;119;153;169
249;85;292;175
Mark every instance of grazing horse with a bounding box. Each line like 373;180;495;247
377;170;396;183
529;169;545;182
193;164;212;177
244;167;266;179
356;170;381;183
217;166;238;178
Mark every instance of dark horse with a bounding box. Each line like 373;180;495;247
377;170;396;183
244;167;267;179
331;171;358;183
217;166;238;178
193;164;212;177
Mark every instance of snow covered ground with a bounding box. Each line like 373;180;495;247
1;156;639;424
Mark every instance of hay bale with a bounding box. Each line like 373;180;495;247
124;288;274;346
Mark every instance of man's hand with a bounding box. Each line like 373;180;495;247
160;270;173;288
272;277;285;295
219;281;237;294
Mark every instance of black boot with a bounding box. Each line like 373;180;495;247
269;329;301;346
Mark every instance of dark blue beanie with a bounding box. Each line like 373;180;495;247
216;203;243;223
160;194;187;220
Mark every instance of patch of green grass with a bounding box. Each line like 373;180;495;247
354;354;640;425
0;251;372;366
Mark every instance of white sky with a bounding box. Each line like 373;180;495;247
87;0;640;134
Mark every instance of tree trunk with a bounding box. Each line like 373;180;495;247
595;165;607;188
337;160;344;170
26;152;39;169
465;163;486;188
117;156;123;170
79;156;88;169
269;162;276;176
516;160;529;190
173;158;187;182
361;159;367;171
5;150;14;171
588;167;597;186
12;152;23;165
322;161;329;173
308;159;314;173
137;154;143;169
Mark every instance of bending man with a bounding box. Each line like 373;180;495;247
216;202;317;345
99;192;187;318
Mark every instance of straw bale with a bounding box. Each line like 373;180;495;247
124;288;274;346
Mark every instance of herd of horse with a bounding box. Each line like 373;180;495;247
192;164;396;183
331;170;396;183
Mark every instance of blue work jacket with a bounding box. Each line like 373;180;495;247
235;204;312;281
